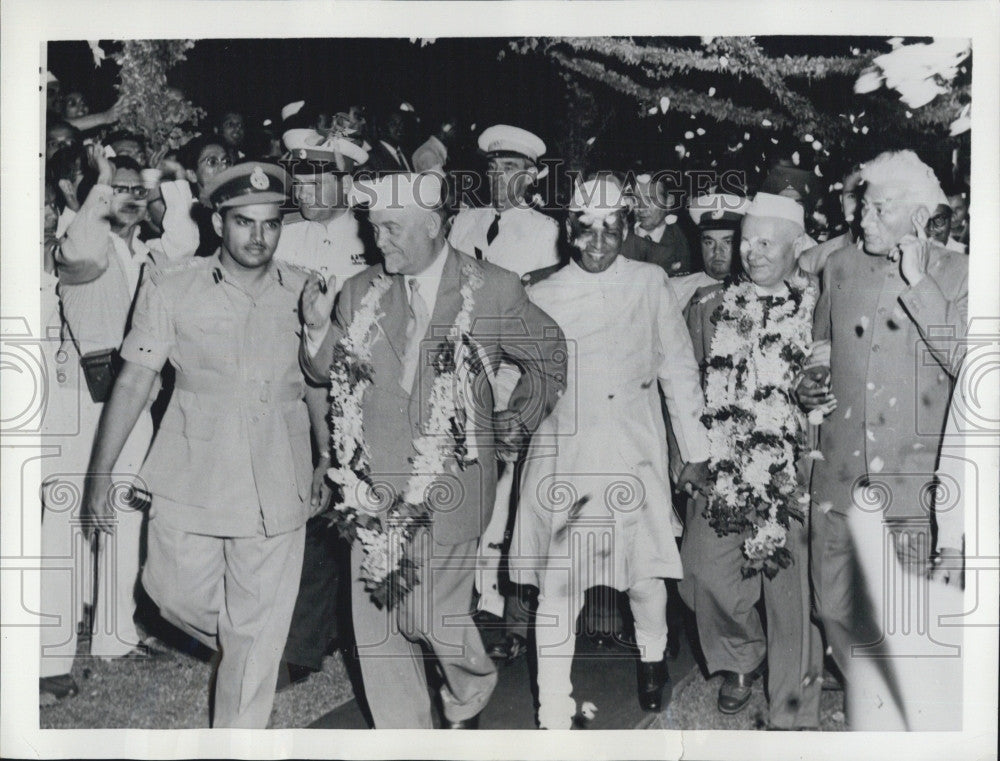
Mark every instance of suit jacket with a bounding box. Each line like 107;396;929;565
621;225;695;277
302;246;567;545
364;140;411;173
811;241;968;521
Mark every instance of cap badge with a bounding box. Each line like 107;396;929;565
250;166;269;190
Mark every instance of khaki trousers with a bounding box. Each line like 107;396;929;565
142;506;305;728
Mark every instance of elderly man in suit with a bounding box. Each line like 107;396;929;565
798;150;968;727
622;171;695;276
300;172;567;728
679;193;823;728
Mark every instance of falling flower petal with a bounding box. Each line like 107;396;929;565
648;105;659;115
861;126;870;134
675;144;687;159
803;133;814;142
685;130;695;139
866;382;876;391
792;151;801;165
770;137;780;144
844;406;852;419
696;127;706;136
870;456;885;473
87;40;106;67
719;56;729;68
812;140;823;151
852;450;861;457
585;136;597;146
659;96;671;112
814;165;823;177
866;430;876;442
744;132;751;140
889;397;897;407
819;501;834;514
761;118;772;127
665;214;678;225
581;701;598;720
708;87;716;97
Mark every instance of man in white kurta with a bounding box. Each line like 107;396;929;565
510;176;710;729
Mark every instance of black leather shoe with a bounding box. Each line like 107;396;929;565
446;714;480;729
637;658;670;711
717;665;763;714
40;674;79;705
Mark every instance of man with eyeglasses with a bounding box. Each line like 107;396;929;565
43;148;196;700
176;135;236;257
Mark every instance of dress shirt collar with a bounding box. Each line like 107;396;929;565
635;219;667;244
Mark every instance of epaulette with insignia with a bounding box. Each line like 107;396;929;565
147;256;211;286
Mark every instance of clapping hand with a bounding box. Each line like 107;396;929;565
86;142;115;186
890;219;930;286
301;274;337;330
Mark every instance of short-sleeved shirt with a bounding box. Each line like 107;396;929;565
120;253;312;537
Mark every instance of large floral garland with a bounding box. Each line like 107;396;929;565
700;277;818;578
326;264;485;609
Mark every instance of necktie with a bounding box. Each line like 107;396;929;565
636;225;651;240
486;212;501;246
396;146;411;171
400;279;430;392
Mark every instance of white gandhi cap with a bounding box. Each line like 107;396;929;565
746;192;805;230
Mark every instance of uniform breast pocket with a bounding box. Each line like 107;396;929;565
178;311;239;369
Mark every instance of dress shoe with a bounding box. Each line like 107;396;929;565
637;658;670;711
488;632;528;662
114;641;167;661
446;713;480;729
717;664;764;714
40;674;79;705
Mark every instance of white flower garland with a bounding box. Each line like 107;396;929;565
701;277;818;578
326;264;485;608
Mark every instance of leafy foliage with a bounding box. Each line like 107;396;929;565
110;40;205;154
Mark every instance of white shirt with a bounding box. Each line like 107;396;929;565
274;211;367;290
448;205;558;277
405;243;449;317
635;220;667;244
110;228;151;295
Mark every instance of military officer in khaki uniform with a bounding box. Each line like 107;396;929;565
83;163;326;728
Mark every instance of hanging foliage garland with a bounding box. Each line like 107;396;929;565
109;40;206;154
